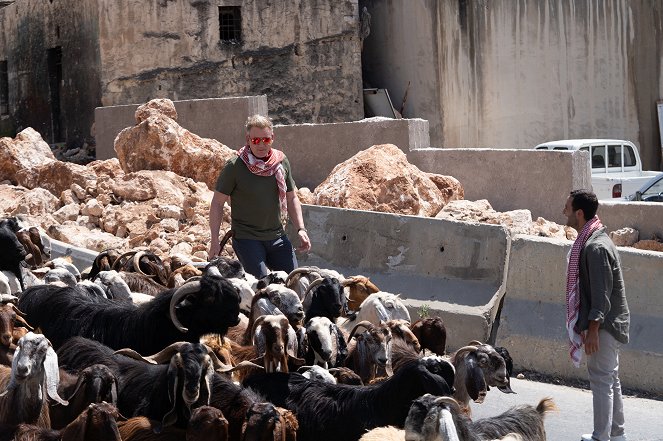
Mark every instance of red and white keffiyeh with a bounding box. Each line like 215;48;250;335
566;216;603;367
237;145;287;219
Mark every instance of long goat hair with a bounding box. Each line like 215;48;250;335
243;356;455;441
18;269;241;354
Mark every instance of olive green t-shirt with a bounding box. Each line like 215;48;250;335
215;155;296;240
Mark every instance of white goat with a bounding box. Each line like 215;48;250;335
340;292;411;333
304;316;346;369
0;332;68;427
299;365;337;384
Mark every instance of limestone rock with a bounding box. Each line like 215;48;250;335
435;199;494;222
47;224;127;252
609;227;639;247
8;188;61;216
87;158;125;179
425;173;465;204
110;173;157;201
135;98;178;124
297;187;315;205
53;203;81;223
82;199;104;217
314;144;453;216
0;128;56;183
632;240;663;253
0;184;29;214
16;160;97;197
157;205;182;220
114;103;236;189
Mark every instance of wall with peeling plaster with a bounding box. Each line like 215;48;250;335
362;0;663;170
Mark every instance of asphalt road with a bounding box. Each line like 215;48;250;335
471;378;663;441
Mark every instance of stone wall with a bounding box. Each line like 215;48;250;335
361;0;663;170
97;0;363;126
0;0;101;146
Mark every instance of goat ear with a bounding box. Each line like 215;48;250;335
110;378;118;406
464;354;487;402
64;371;88;402
0;343;21;396
45;345;68;405
158;358;181;433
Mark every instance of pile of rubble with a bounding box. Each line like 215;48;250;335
0;98;659;259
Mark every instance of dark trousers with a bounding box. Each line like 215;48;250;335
231;235;297;278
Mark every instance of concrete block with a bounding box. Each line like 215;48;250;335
408;149;591;222
294;204;510;350
498;234;663;393
274;117;430;189
94;96;268;160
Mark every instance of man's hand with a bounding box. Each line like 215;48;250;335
583;320;601;355
296;230;311;253
208;242;221;261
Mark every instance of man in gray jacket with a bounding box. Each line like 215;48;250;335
564;189;630;441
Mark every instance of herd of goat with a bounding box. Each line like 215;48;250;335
0;216;557;440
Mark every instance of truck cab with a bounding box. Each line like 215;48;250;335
534;139;659;199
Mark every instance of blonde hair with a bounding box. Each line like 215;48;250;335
245;114;273;132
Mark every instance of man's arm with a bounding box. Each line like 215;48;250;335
286;190;311;253
209;191;230;259
583;243;614;354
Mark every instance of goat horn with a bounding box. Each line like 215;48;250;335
284;266;321;287
145;342;188;364
217;360;264;374
132;251;152;277
250;315;268;343
14;315;34;331
327;368;340;373
111;250;138;271
452;345;479;361
302;277;325;303
169;281;201;333
467;340;484;346
297;365;314;373
433;396;462;413
340;276;362;287
114;348;158;364
348;320;374;340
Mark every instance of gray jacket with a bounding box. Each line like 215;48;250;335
577;227;630;344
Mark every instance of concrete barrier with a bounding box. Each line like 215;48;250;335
599;201;663;241
94;96;268;160
407;148;591;222
294;204;510;349
274;118;430;189
498;234;663;394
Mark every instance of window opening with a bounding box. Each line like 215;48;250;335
0;60;8;116
607;145;622;168
591;145;606;169
47;46;63;143
219;6;241;43
623;145;637;167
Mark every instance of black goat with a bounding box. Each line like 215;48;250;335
50;364;118;429
18;268;240;353
0;218;27;292
243;355;456;441
206;256;244;279
494;345;515;394
56;337;220;432
302;277;346;323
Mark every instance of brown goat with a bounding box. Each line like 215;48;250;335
343;275;380;312
0;302;33;349
328;366;363;385
12;401;122;441
15;230;43;268
118;405;228;441
167;264;202;288
410;317;447;356
241;403;298;441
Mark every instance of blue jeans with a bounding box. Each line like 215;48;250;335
232;235;298;278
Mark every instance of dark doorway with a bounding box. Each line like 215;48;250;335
46;46;62;143
0;60;8;116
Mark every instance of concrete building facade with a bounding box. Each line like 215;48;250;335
0;0;364;148
361;0;663;170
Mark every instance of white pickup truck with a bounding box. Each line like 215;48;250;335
535;139;661;199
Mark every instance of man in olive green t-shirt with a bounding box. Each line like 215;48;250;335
208;115;311;278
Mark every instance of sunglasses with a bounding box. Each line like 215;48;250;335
249;136;274;145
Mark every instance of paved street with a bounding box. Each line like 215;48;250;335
471;378;663;441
